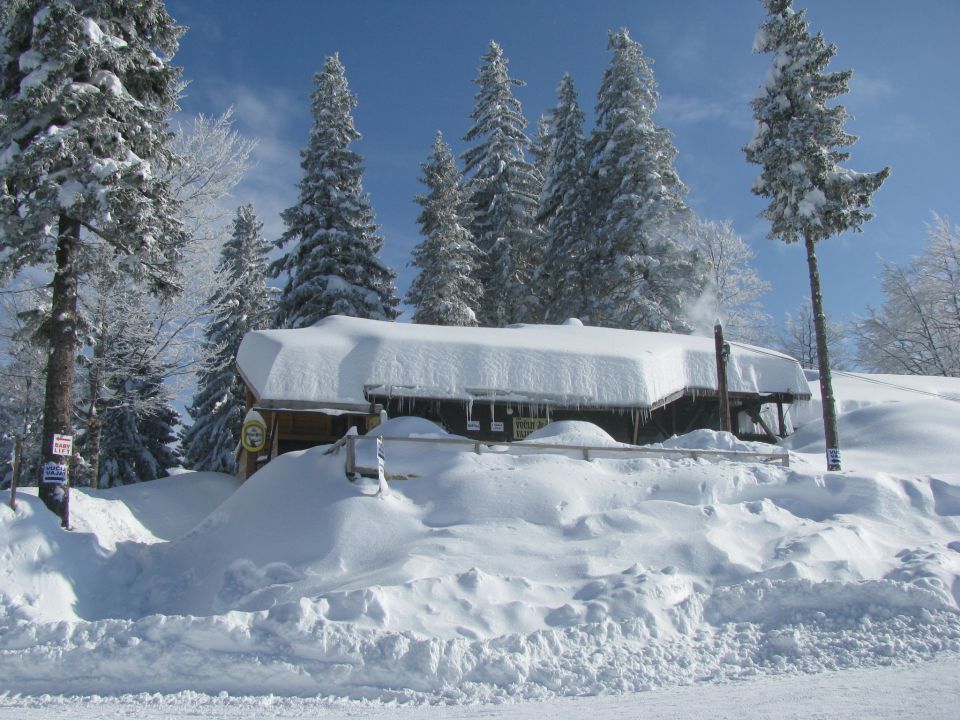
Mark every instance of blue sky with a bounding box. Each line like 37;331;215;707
165;0;959;328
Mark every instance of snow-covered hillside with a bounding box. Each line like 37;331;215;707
1;372;959;714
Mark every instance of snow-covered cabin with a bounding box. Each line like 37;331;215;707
235;315;810;477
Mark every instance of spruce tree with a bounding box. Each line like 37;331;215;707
529;115;554;184
535;74;591;323
0;0;186;523
745;0;889;470
406;133;482;326
94;282;181;486
98;370;180;487
181;204;274;473
586;29;698;332
273;53;398;329
462;41;541;327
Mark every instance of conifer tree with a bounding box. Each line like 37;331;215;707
181;204;274;473
462;41;541;327
0;0;186;523
273;54;398;329
586;29;698;332
98;370;180;487
745;0;889;470
93;282;181;487
535;74;591;323
529;115;554;184
407;133;482;326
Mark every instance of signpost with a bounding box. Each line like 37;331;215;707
376;436;388;496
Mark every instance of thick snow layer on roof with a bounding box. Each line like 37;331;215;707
237;316;810;409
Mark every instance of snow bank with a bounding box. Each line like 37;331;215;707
1;373;959;701
237;315;810;409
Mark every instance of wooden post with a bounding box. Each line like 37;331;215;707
345;435;356;476
9;435;20;511
777;400;786;438
714;322;732;433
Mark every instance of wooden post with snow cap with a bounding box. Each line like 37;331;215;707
715;322;732;433
376;436;388;496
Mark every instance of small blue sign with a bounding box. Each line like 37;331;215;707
42;462;68;484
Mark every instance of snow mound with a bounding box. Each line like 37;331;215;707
2;373;960;700
75;471;242;542
522;420;625;447
785;399;960;476
369;416;453;439
656;429;775;454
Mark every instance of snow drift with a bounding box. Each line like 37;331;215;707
1;374;959;701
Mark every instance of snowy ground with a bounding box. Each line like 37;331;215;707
1;371;959;717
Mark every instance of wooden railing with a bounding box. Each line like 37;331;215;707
328;433;789;477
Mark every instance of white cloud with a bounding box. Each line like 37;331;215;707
848;71;894;105
656;94;752;130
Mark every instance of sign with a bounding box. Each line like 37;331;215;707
513;417;549;440
466;420;480;432
826;447;842;469
52;433;73;456
490;421;504;432
42;462;68;484
241;417;268;453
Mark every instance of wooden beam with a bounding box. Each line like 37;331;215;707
744;404;778;443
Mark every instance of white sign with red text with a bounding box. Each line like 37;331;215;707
52;434;73;456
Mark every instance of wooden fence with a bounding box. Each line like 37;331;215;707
330;433;790;478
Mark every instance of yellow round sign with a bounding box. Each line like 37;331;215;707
241;418;268;453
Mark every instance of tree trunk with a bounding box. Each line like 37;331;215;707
804;234;842;471
38;216;81;526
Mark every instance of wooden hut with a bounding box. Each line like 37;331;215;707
235;316;810;478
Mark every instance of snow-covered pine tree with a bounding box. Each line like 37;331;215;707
181;204;274;473
0;289;47;489
406;132;482;327
585;29;698;332
0;0;187;523
461;41;541;327
272;53;398;329
535;73;591;323
745;0;889;470
74;267;185;487
98;370;180;487
529;114;554;185
94;282;181;487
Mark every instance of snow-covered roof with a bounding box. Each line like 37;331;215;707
236;315;811;411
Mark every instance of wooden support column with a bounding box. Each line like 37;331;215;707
714;323;732;433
